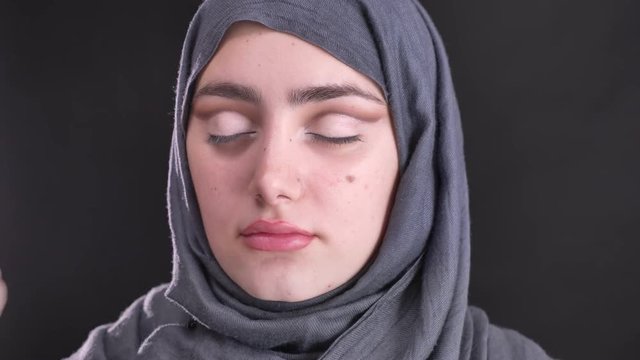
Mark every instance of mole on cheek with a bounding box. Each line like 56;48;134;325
346;175;356;183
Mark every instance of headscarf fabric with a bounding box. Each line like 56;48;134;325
67;1;552;359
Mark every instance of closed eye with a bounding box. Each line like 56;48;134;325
208;131;256;144
307;133;362;145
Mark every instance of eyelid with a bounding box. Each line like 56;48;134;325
202;111;254;136
208;131;256;144
306;112;361;138
306;133;362;145
312;111;361;123
311;105;385;123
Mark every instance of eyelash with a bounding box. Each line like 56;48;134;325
208;132;256;144
307;133;362;145
207;132;362;145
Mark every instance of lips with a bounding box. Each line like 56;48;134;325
240;220;314;251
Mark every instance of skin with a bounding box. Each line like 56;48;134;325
186;21;399;302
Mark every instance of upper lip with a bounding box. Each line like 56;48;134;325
240;219;313;236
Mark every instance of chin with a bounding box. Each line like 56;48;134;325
250;288;315;302
240;266;328;302
245;279;320;302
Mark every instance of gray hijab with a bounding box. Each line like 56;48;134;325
68;0;552;359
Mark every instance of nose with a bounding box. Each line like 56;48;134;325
249;133;303;207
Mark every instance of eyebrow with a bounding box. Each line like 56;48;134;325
193;82;262;104
288;84;386;106
193;82;385;106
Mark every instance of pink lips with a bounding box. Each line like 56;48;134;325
240;220;314;251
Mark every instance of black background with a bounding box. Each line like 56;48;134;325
1;0;638;359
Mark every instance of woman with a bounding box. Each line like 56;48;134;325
68;0;552;359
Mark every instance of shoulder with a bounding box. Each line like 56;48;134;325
109;284;187;335
64;284;190;360
487;324;552;360
467;306;554;360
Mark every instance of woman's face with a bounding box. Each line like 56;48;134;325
186;22;398;301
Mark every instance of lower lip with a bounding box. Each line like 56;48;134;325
242;233;314;251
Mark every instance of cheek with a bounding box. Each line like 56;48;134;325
345;158;397;232
310;160;394;232
187;146;251;228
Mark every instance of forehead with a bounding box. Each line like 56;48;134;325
195;21;384;99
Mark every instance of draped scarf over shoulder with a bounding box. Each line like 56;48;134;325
69;1;552;359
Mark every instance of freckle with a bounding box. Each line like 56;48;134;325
346;175;355;183
289;138;292;142
263;147;267;151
